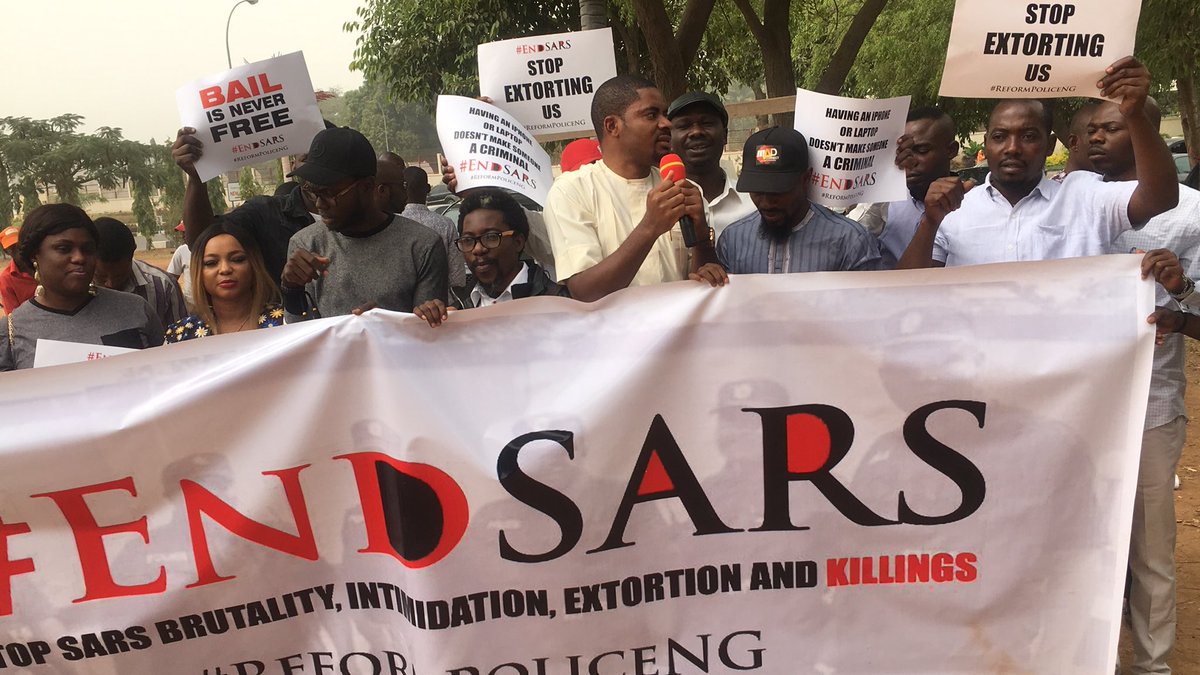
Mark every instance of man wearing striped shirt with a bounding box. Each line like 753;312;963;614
712;127;880;275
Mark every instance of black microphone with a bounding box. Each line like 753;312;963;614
659;154;699;247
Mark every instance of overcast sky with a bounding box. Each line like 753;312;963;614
1;0;366;144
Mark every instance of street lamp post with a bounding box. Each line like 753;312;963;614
225;0;260;69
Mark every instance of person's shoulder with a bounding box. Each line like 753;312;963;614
393;215;444;246
94;286;154;313
550;161;601;195
1177;183;1200;210
134;258;172;280
165;314;205;342
289;220;327;246
725;209;760;233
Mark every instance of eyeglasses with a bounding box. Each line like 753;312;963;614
300;180;359;205
454;230;516;252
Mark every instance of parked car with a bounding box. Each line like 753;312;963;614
1176;154;1194;183
1167;137;1187;154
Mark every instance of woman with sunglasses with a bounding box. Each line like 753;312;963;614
0;204;163;370
414;189;569;327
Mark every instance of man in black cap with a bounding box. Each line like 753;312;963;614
707;127;879;275
280;127;448;321
667;92;755;238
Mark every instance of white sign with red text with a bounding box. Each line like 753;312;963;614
436;95;554;206
176;52;324;182
0;256;1153;674
32;339;134;368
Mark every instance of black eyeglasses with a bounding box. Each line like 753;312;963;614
454;230;516;252
300;181;359;205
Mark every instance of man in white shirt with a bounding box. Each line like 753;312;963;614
896;56;1179;269
543;75;717;301
1091;95;1200;675
667;92;755;237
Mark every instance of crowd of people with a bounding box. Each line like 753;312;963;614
0;52;1197;673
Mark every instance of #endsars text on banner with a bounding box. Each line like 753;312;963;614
176;52;325;183
793;89;910;209
939;0;1142;98
477;28;617;138
436;96;554;207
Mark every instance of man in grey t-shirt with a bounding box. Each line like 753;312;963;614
280;128;448;321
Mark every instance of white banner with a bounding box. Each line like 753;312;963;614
176;52;325;182
478;29;615;137
794;89;909;208
939;0;1142;98
0;256;1153;674
436;95;554;206
32;340;133;368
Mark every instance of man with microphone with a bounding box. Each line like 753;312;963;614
543;75;719;301
697;127;880;277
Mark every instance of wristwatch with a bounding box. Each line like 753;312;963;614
1170;275;1196;303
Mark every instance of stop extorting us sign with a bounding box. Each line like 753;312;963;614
0;256;1154;674
176;52;325;182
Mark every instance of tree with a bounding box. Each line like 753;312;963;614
238;167;264;201
207;179;227;216
580;0;607;29
320;83;441;164
1137;0;1199;164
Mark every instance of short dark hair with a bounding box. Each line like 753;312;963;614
93;217;137;263
907;105;952;124
457;189;529;239
17;204;99;270
990;99;1055;136
591;74;658;138
403;166;429;190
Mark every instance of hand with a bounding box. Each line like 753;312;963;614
280;248;330;289
1147;307;1185;345
351;302;378;316
643;179;688;237
413;299;452;327
689;262;729;287
172;127;203;178
894;134;916;171
1098;56;1152;118
923;176;975;227
440;156;458;194
1140;248;1186;293
677;180;708;230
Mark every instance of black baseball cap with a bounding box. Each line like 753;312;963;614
288;127;377;186
667;92;729;127
736;127;810;193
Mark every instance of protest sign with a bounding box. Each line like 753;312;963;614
176;52;324;182
32;339;134;368
939;0;1142;98
436;95;554;206
478;28;616;137
794;89;909;208
0;255;1152;674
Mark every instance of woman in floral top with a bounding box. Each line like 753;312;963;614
166;221;283;342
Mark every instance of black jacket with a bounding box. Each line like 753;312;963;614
456;261;570;309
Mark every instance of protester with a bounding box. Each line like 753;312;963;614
280;127;447;321
93;217;187;328
166;221;283;342
1054;101;1100;181
695;127;878;281
167;223;193;310
1089;95;1200;675
559;138;602;172
543;74;716;301
848;107;959;269
667;92;755;236
0;225;36;313
414;189;569;326
897;56;1179;269
0;204;162;370
399;165;467;292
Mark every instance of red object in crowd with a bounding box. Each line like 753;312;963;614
560;139;602;173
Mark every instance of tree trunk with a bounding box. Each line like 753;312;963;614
815;0;890;95
732;0;796;128
1179;67;1199;167
579;0;607;31
628;0;716;100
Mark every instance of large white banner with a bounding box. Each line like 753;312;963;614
939;0;1142;98
0;256;1153;674
478;28;616;137
794;89;910;208
176;52;325;182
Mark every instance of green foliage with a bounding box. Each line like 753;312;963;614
320;81;441;164
131;187;157;250
238;167;264;201
207;179;228;216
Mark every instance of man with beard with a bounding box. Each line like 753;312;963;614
543;75;716;301
667;92;755;237
1090;95;1200;675
280;127;447;320
709;127;879;275
413;189;569;326
897;56;1178;269
849;107;960;269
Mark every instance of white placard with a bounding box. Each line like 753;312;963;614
33;339;134;368
939;0;1142;98
794;89;910;208
176;52;325;182
478;28;616;137
436;95;554;206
